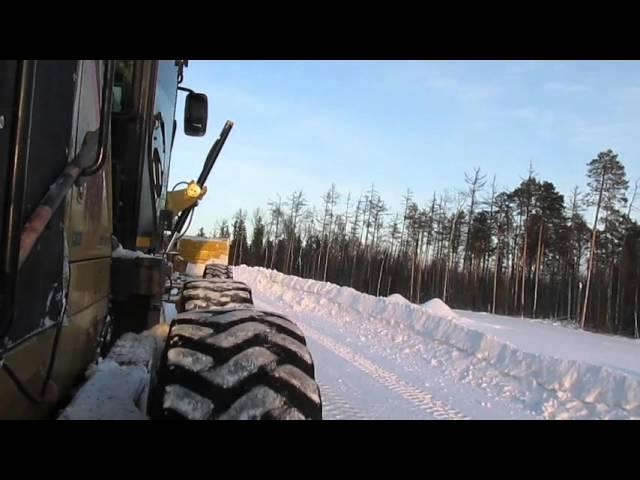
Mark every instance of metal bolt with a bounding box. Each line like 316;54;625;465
0;115;4;130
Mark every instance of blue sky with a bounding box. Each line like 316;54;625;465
170;60;640;234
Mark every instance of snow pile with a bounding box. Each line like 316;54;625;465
58;360;148;420
422;298;455;318
234;266;640;418
388;294;410;304
107;332;157;369
58;327;169;420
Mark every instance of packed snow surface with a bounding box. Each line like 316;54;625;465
234;265;640;420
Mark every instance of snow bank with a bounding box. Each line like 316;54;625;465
234;266;640;417
388;294;410;304
422;298;455;318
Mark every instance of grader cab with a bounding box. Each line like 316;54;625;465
0;60;322;420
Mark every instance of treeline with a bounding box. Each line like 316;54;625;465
201;150;640;338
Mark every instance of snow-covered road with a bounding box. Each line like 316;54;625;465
253;285;535;419
235;266;640;420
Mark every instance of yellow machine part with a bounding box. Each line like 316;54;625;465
178;237;230;265
166;181;207;216
0;297;108;419
0;61;113;419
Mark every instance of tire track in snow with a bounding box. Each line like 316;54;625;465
319;383;369;420
301;323;469;420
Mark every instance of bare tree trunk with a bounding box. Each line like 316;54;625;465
635;286;639;339
270;218;280;269
323;216;334;282
492;235;500;314
582;167;607;329
399;189;412;257
615;264;623;333
577;281;583;324
316;246;323;278
521;227;528;316
350;249;357;288
513;251;520;313
323;238;331;282
567;263;572;321
415;231;425;303
512;220;521;314
606;265;614;332
443;215;458;303
628;178;639;217
264;242;269;268
410;249;415;302
377;252;386;297
297;236;304;276
237;230;244;266
533;222;544;318
442;255;448;302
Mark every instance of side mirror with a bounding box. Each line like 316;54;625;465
184;92;208;137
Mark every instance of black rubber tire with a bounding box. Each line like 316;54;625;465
149;308;322;420
177;279;254;313
203;263;233;280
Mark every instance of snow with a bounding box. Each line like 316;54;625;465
163;302;177;322
234;265;640;419
58;326;169;420
58;360;148;420
388;294;409;304
58;264;640;420
107;333;157;369
422;298;456;318
185;262;207;277
112;246;153;259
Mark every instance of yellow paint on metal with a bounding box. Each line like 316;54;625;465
136;236;152;248
1;61;113;419
166;180;207;216
0;298;108;420
67;258;110;317
178;236;230;265
65;123;113;263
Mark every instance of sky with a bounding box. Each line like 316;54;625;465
169;60;640;235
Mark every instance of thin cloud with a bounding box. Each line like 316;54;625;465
379;62;498;103
543;81;593;94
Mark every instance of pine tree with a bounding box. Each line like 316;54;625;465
208;161;640;338
218;219;230;239
250;209;266;266
582;150;628;329
230;210;249;266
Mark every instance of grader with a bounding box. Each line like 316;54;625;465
0;60;322;420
